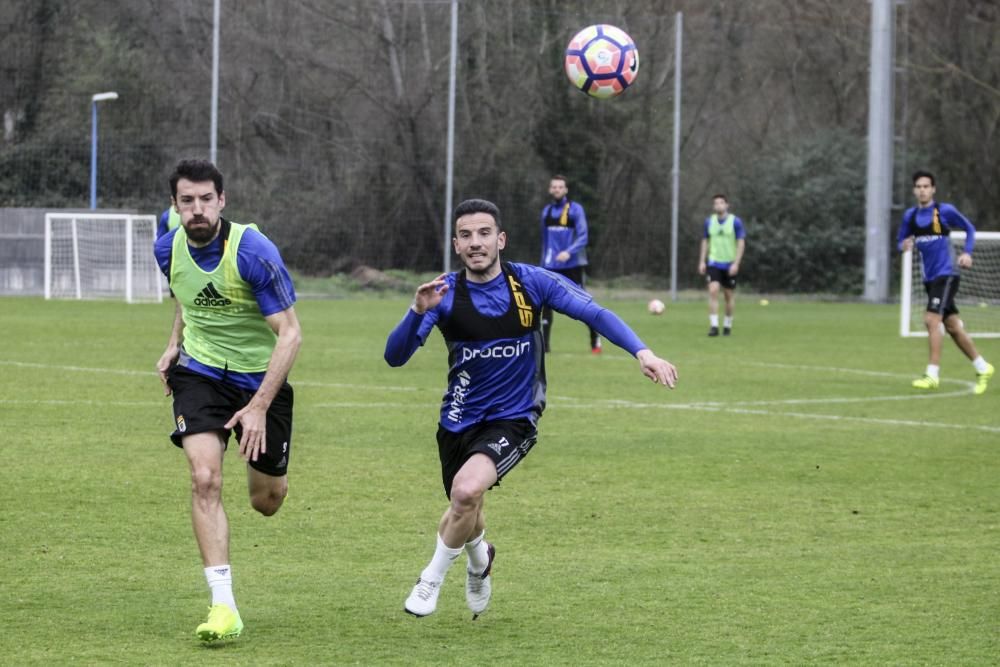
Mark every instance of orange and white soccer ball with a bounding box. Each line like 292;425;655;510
648;298;665;315
564;25;639;99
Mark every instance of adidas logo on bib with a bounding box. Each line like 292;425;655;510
193;282;232;307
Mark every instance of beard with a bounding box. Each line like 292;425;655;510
184;216;220;244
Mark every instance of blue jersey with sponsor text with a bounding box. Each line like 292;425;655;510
897;201;976;282
385;262;648;432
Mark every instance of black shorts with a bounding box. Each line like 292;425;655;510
924;275;960;317
436;419;538;498
551;266;585;288
167;365;294;476
706;266;737;289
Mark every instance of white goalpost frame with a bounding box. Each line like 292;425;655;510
44;213;162;303
900;231;1000;338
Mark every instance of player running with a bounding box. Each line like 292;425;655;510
154;159;302;641
384;198;677;619
898;170;993;393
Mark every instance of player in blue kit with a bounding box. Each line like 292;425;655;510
898;170;993;394
385;198;677;618
153;159;302;640
540;175;600;353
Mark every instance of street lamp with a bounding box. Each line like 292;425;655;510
89;91;119;209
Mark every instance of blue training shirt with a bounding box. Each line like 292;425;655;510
897;201;975;282
703;216;746;270
385;262;648;432
154;220;297;391
540;197;589;269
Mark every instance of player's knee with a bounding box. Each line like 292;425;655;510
189;466;222;500
251;484;286;516
449;480;484;512
944;318;963;335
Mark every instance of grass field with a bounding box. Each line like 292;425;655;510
1;295;997;665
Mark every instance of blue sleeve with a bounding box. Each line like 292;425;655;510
566;203;589;255
156;210;170;239
154;229;176;278
897;208;915;251
539;205;549;261
942;204;976;254
384;308;439;366
734;217;746;240
236;228;297;316
520;264;647;355
703;219;711;238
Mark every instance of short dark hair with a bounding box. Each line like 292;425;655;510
453;198;502;231
912;170;935;186
551;174;568;187
712;193;728;203
170;159;224;197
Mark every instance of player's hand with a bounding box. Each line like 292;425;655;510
555;250;571;263
412;275;449;314
226;403;268;463
958;252;973;268
900;237;914;253
698;261;706;275
636;349;678;389
729;262;740;276
156;345;179;396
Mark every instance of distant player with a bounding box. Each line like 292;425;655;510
154;159;303;641
898;170;993;393
539;175;600;353
385;198;677;619
697;194;746;336
156;205;181;238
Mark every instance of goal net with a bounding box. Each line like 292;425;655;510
44;213;163;303
900;231;1000;337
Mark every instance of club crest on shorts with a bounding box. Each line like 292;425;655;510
176;414;187;432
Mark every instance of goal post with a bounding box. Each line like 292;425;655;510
900;231;1000;338
44;213;163;303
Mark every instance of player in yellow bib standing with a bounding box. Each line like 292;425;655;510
153;159;302;641
698;194;746;337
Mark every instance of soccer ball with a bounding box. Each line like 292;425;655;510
648;298;665;315
564;25;639;99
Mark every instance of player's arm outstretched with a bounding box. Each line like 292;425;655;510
531;266;677;388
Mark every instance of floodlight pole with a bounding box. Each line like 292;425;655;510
442;0;458;274
863;0;896;302
210;0;220;164
669;12;682;301
90;91;119;210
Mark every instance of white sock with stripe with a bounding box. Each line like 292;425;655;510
465;531;490;575
421;534;463;583
204;564;237;612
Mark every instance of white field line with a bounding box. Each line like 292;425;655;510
0;360;416;392
3;359;995;434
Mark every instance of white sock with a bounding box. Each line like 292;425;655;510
204;564;237;611
465;531;489;575
724;316;733;329
925;364;940;380
972;356;989;373
420;534;463;583
709;314;719;327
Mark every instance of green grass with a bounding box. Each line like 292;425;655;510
1;295;997;665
